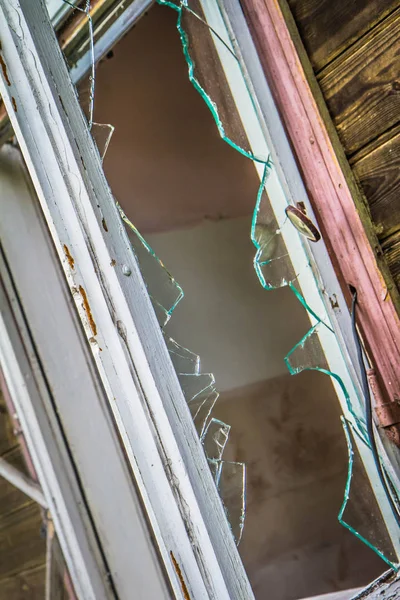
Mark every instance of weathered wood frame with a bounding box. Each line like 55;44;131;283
239;0;400;408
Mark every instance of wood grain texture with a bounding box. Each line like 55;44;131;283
0;503;45;581
352;130;400;239
319;7;400;156
287;0;399;73
47;535;70;600
0;390;18;455
382;232;400;289
0;565;45;599
0;447;33;516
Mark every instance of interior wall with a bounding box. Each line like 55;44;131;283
213;373;384;599
89;3;309;388
88;6;259;234
147;217;308;389
87;4;387;598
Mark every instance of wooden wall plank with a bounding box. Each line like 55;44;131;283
319;8;400;156
0;565;45;599
287;0;399;73
0;447;33;516
352;131;400;239
0;391;19;456
0;503;45;581
382;232;400;290
283;0;400;300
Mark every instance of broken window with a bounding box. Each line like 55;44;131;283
60;0;400;593
0;0;399;598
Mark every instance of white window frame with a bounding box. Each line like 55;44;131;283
0;144;173;600
0;0;398;597
0;1;253;599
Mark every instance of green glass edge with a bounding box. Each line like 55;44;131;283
340;418;398;571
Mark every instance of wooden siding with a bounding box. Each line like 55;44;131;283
0;390;46;597
285;0;400;296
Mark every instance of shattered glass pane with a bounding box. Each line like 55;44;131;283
59;0;246;543
340;420;399;569
59;0;400;563
252;172;297;289
285;324;368;442
117;203;184;327
156;0;400;569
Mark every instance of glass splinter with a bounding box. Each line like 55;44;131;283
190;389;219;437
217;461;246;545
117;202;184;328
201;418;230;462
91;122;115;161
340;419;398;570
164;336;200;374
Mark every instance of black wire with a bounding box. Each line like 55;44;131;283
351;286;400;530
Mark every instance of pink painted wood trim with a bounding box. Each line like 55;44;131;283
242;0;400;402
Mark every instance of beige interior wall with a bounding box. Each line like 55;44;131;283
88;5;259;234
213;373;383;599
146;217;308;388
88;4;387;598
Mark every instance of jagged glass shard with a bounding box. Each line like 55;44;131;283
201;418;230;462
251;167;298;289
285;323;328;374
117;203;184;328
217;461;246;545
158;0;268;162
340;419;399;569
207;458;221;483
179;373;215;401
190;388;219;437
91;122;115;162
150;299;170;328
164;337;200;374
285;324;368;441
163;336;219;435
